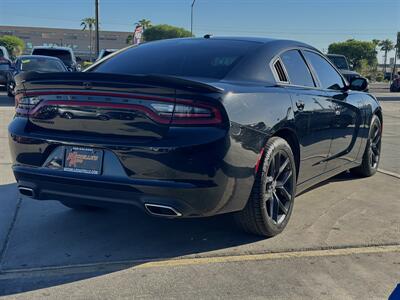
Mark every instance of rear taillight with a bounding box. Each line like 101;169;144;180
14;91;223;125
151;100;222;125
15;94;42;117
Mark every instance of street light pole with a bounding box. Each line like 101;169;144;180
191;0;196;36
95;0;100;57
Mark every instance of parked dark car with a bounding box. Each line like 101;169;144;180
9;37;382;237
5;55;68;97
96;49;118;61
0;59;11;88
31;46;80;72
326;54;364;83
390;73;400;92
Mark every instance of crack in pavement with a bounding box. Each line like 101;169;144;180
0;196;22;272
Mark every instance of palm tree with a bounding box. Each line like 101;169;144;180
81;17;96;61
379;39;394;74
136;19;152;30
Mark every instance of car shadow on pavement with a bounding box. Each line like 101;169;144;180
0;171;367;296
0;183;264;296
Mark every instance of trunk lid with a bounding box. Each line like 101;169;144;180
16;72;223;142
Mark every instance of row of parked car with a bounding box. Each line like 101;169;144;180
0;46;117;97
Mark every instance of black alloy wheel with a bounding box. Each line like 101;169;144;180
235;137;296;237
351;115;382;177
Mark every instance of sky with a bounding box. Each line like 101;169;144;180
0;0;399;62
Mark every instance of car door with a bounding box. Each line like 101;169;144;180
302;50;364;171
278;50;336;184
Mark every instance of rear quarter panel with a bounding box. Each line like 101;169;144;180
215;84;294;212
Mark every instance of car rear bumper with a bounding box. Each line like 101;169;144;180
9;119;261;217
13;165;221;217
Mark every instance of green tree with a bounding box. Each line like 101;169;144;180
0;35;25;59
136;19;152;30
81;17;96;61
143;24;192;42
126;34;133;45
328;39;377;70
378;39;395;73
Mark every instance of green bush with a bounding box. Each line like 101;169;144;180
143;24;192;42
82;61;93;69
375;73;384;82
0;35;25;59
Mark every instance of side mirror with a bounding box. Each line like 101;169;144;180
349;77;368;92
76;64;82;72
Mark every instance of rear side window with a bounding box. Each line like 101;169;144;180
90;39;261;79
303;51;345;90
280;50;315;87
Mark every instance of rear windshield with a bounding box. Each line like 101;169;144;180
90;39;261;79
327;56;349;70
32;49;73;65
19;58;66;72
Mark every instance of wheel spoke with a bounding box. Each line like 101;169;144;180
276;185;292;202
269;156;276;177
276;157;289;179
272;192;280;221
273;152;280;178
371;144;380;156
276;169;292;187
269;195;274;220
273;191;288;215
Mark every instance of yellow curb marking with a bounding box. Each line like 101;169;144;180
134;245;400;269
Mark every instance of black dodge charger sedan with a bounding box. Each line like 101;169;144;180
8;37;382;237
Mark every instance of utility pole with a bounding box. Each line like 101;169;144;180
191;0;196;36
95;0;100;57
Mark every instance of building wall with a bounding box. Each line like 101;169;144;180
0;25;131;61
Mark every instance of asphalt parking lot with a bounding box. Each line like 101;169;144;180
0;90;399;299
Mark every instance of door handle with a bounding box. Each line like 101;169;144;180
296;100;305;111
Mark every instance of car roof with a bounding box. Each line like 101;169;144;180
32;46;73;51
17;55;64;61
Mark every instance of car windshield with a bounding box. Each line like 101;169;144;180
32;49;73;66
19;58;66;72
90;39;261;79
328;56;349;70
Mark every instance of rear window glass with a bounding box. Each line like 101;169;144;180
89;39;261;79
280;50;315;87
327;56;349;70
19;58;65;72
32;49;73;65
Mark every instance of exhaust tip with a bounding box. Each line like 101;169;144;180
18;186;35;198
144;204;182;217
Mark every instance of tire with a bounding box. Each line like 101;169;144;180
350;115;382;177
235;137;297;237
60;201;99;211
6;80;14;97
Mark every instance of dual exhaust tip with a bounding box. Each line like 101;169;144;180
18;186;35;198
144;203;182;217
18;187;182;218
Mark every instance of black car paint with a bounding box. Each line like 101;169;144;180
8;37;381;217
